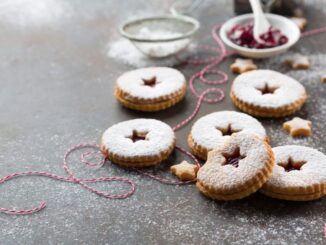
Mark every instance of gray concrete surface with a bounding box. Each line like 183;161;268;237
0;0;325;244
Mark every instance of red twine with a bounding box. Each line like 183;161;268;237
1;24;325;215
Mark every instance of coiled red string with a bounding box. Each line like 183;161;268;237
0;144;136;214
1;24;325;215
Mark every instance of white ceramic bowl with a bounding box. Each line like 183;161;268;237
220;13;300;59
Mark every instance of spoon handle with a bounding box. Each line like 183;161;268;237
249;0;271;42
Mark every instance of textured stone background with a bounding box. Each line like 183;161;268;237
0;0;325;244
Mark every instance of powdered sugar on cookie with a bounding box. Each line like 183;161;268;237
197;133;272;192
116;67;185;100
190;111;266;150
264;145;326;189
231;70;307;108
101;119;175;158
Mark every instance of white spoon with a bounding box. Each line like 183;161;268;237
249;0;271;45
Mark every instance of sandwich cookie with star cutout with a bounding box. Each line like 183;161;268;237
101;119;175;168
115;67;186;112
230;70;307;117
196;133;274;201
188;111;267;160
261;145;326;201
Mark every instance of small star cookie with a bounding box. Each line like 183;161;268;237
290;17;307;31
170;161;199;181
230;58;257;74
283;117;312;137
284;54;310;69
321;74;326;83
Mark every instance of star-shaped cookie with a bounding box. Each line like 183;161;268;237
230;58;257;74
321;74;326;83
290;17;307;31
170;161;199;181
283;117;312;137
284;54;310;69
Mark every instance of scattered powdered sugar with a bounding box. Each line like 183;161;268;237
261;52;326;89
130;28;188;57
232;70;306;108
191;111;266;150
197;133;270;190
101;119;175;157
136;27;183;40
0;0;71;28
264;145;326;188
107;38;177;67
260;52;326;154
117;67;185;100
106;38;197;67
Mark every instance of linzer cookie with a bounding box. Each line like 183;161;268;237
115;67;186;112
261;145;326;201
101;119;175;168
188;111;267;160
230;70;307;117
196;133;274;201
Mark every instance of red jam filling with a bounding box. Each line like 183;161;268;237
142;76;157;87
256;83;279;95
278;157;306;172
228;22;288;49
217;125;241;136
128;130;147;143
222;147;246;168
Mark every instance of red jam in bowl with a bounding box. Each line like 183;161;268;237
227;22;288;49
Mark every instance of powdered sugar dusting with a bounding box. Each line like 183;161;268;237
260;52;326;154
191;111;266;150
0;0;71;27
232;70;307;108
265;145;326;189
106;38;184;68
198;133;270;191
101;119;175;158
117;67;185;100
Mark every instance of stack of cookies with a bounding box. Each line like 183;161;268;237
195;131;326;201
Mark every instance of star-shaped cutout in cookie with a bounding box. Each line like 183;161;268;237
170;161;199;181
278;157;307;172
283;117;312;137
230;58;257;74
142;76;157;87
256;83;279;95
217;124;241;136
321;74;326;83
284;54;310;69
290;17;307;31
127;130;148;142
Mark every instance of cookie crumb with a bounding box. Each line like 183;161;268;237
290;17;307;31
170;161;199;181
230;58;257;74
283;117;312;137
284;54;310;69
